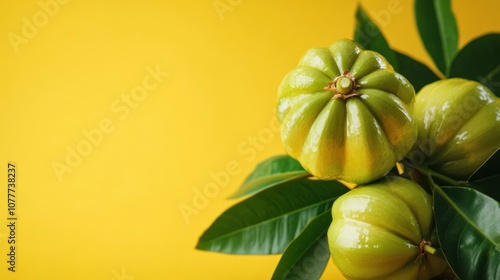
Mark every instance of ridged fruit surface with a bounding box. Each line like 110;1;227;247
412;78;500;180
328;176;448;280
277;39;417;184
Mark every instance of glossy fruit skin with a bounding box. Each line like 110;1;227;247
412;78;500;180
277;39;417;184
328;176;448;280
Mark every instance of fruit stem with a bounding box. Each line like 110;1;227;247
423;244;436;255
412;165;466;187
396;162;405;175
325;71;360;100
335;76;353;94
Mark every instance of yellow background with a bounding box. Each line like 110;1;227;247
0;0;498;279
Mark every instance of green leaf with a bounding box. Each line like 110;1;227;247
196;179;349;254
468;150;500;201
230;155;309;199
354;5;398;70
449;33;500;95
272;211;331;280
394;51;440;92
415;0;458;76
433;186;500;280
469;175;500;202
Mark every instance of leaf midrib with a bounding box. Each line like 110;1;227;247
436;186;500;249
434;0;448;68
282;232;329;277
201;196;340;245
480;65;500;85
233;171;309;198
243;171;309;189
246;159;305;181
434;0;455;73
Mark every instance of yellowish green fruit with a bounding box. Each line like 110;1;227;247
328;176;448;280
412;78;500;180
277;39;417;184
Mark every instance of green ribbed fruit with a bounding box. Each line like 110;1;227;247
328;176;448;280
277;39;417;184
412;78;500;180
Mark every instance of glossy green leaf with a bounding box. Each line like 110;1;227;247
196;179;349;254
394;51;441;92
469;175;500;202
415;0;458;76
433;186;500;280
449;33;500;95
354;5;398;70
230;155;309;199
272;211;331;280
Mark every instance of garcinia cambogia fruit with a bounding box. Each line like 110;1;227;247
328;176;449;280
277;39;417;184
411;78;500;180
